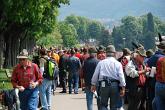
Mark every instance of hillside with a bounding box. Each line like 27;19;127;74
58;0;165;21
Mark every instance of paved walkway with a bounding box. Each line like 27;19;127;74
51;87;98;110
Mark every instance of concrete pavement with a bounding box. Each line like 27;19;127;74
51;87;98;110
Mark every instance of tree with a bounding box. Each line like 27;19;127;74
143;12;155;49
0;0;69;68
65;14;80;29
58;22;78;47
87;21;103;39
64;15;106;44
147;12;155;32
37;29;63;47
112;26;124;50
76;16;88;41
99;29;111;47
158;23;165;35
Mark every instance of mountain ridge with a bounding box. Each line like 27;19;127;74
58;0;165;20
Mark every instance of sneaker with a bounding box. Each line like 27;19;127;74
74;92;78;94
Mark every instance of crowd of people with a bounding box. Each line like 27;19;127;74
10;39;165;110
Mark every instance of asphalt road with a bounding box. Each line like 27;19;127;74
51;87;128;110
51;87;98;110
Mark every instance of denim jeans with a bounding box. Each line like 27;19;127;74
152;82;165;110
39;78;52;110
99;81;120;110
59;70;67;92
19;87;39;110
85;88;94;110
68;72;79;93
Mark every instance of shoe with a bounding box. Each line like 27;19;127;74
53;91;55;95
82;88;85;91
59;91;66;93
74;92;78;94
69;91;72;94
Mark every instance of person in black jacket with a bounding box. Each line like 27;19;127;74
82;46;99;110
59;50;69;93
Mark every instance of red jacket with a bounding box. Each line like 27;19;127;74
11;62;43;88
156;57;165;83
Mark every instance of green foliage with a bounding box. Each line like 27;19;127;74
142;13;155;49
65;14;80;29
147;13;155;32
113;16;143;49
37;29;63;47
144;31;155;49
157;22;165;35
64;15;106;44
76;16;89;41
99;29;111;47
64;15;88;41
1;0;70;39
112;13;165;50
112;26;124;50
0;69;12;90
58;22;78;47
87;21;103;39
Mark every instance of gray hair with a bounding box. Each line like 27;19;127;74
106;52;115;57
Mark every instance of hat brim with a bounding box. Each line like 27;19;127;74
156;41;165;50
157;44;165;50
136;51;146;57
17;56;28;59
106;51;116;53
89;52;97;54
99;49;104;52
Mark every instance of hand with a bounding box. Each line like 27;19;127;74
140;68;150;75
120;87;125;97
91;85;96;92
18;86;25;92
146;67;151;72
30;81;38;89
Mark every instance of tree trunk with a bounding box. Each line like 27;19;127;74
0;34;4;69
4;35;12;68
11;35;20;66
3;23;21;68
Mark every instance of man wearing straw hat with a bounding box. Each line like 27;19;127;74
11;49;43;110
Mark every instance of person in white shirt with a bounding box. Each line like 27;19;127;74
91;45;126;110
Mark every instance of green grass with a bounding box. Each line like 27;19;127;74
0;69;13;90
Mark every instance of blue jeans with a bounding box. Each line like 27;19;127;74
39;78;52;110
152;82;165;110
19;87;39;110
68;72;79;93
99;81;120;110
85;88;94;110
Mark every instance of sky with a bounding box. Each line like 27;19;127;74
58;0;165;20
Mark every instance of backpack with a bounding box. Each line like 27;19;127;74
156;57;165;83
43;58;59;80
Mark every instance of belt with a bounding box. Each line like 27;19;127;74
100;76;119;86
102;76;119;83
